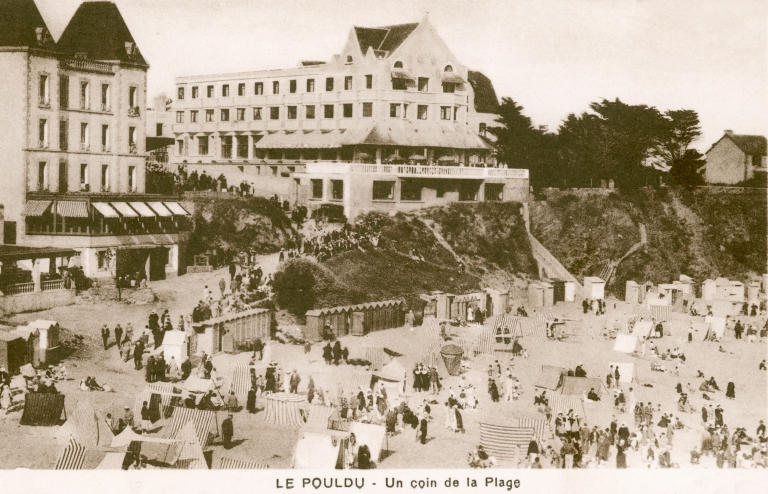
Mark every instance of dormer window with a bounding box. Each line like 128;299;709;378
346;55;353;63
393;60;404;69
124;41;136;56
444;64;453;72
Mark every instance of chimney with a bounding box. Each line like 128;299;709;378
724;129;734;136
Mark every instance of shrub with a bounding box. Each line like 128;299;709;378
273;259;317;316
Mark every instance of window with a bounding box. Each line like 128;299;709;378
80;122;89;149
325;77;334;91
253;107;262;120
207;85;214;97
393;60;403;68
128;127;137;151
272;81;279;94
344;76;352;90
58;160;67;193
418;77;429;92
331;180;343;200
129;86;138;108
289;79;297;93
269;107;280;120
362;102;373;117
343;103;353;118
237;83;245;96
392;76;409;90
324;104;334;118
459;182;477;201
389;103;401;118
485;183;503;201
222;84;230;97
236;136;248;158
453;106;459;120
79;163;88;189
479;122;487;137
254;82;263;95
59;75;69;108
403;104;408;119
38;119;48;147
417;105;428;120
177;87;184;100
39;74;49;105
444;64;453;72
192;86;199;98
372;181;395;200
305;105;315;119
306;79;315;92
37;162;48;191
59;120;68;150
198;136;208;155
220;108;230;121
311;179;323;199
440;106;451;120
190;110;198;123
442;82;456;93
79;81;89;109
236;108;245;121
101;124;109;151
365;74;373;89
128;165;136;192
97;251;108;270
221;136;233;158
100;164;109;192
346;55;353;63
287;106;297;119
176;111;184;123
401;180;422;201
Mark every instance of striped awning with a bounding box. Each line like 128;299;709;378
441;73;467;85
56;201;89;218
92;202;119;218
391;70;415;80
128;202;156;217
23;200;52;216
148;201;173;217
164;202;190;216
110;202;138;218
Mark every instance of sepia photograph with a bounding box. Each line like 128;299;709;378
0;0;766;484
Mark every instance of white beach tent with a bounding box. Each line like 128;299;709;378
608;362;637;384
292;431;344;469
613;334;640;354
349;422;387;463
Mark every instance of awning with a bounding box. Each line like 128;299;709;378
110;202;138;218
359;122;489;149
56;201;88;218
391;70;415;80
92;202;119;218
147;202;173;217
441;73;467;85
164;202;190;216
23;200;52;216
254;127;372;150
128;202;156;218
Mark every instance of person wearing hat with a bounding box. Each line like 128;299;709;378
122;406;135;430
222;413;234;449
101;324;110;350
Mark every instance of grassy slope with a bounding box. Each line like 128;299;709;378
530;188;767;296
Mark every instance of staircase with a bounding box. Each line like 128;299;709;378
528;233;582;290
600;223;648;284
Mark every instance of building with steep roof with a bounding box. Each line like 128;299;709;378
171;16;527;219
705;130;767;184
0;1;189;288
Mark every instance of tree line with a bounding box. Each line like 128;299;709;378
488;97;705;189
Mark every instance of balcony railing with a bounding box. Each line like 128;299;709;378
62;58;114;74
303;162;529;179
42;279;64;291
4;282;34;295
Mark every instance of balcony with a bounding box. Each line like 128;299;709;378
128;107;141;117
62;58;114;74
302;162;529;179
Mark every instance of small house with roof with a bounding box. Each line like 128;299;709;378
705;130;767;185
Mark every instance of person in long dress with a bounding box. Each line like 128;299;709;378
454;404;464;433
444;404;457;432
0;385;11;414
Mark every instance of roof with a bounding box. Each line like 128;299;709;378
0;0;52;48
360;122;488;149
354;23;418;56
467;71;499;113
57;1;147;66
707;133;767;156
305;299;404;317
0;245;77;262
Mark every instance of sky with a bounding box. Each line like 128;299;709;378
35;0;767;151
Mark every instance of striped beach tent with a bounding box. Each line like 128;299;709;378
524;311;555;337
364;346;388;371
54;438;86;470
164;407;218;447
650;304;672;322
304;404;333;430
174;422;208;469
472;325;496;355
215;457;269;469
263;393;306;427
547;394;586;420
69;402;113;448
134;388;181;425
479;423;534;462
516;417;549;442
225;364;251;405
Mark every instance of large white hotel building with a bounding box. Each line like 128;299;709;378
171;17;529;219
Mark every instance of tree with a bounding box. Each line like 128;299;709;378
272;259;317;316
669;149;705;187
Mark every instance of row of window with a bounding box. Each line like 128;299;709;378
36;161;136;193
307;179;499;202
37;119;137;152
175;102;461;123
38;74;139;111
177;73;460;100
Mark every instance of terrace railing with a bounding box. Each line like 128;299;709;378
304;162;528;179
3;282;35;295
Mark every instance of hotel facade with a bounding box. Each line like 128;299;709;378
171;17;528;219
0;0;189;286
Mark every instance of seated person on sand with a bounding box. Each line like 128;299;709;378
587;388;600;401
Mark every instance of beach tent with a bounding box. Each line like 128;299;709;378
560;376;605;397
479;423;534;462
292;431;345;469
164;406;218;447
68;401;114;448
157;330;187;365
264;393;307;426
174;422;209;469
534;365;565;390
364;346;388;371
704;316;727;340
20;392;66;426
372;359;407;397
613;334;640;354
95;452;128;470
215;457;269;469
349;422;387;463
631;321;654;338
547;393;586;420
440;344;464;376
608;362;637;384
111;427;179;448
303;404;334;430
